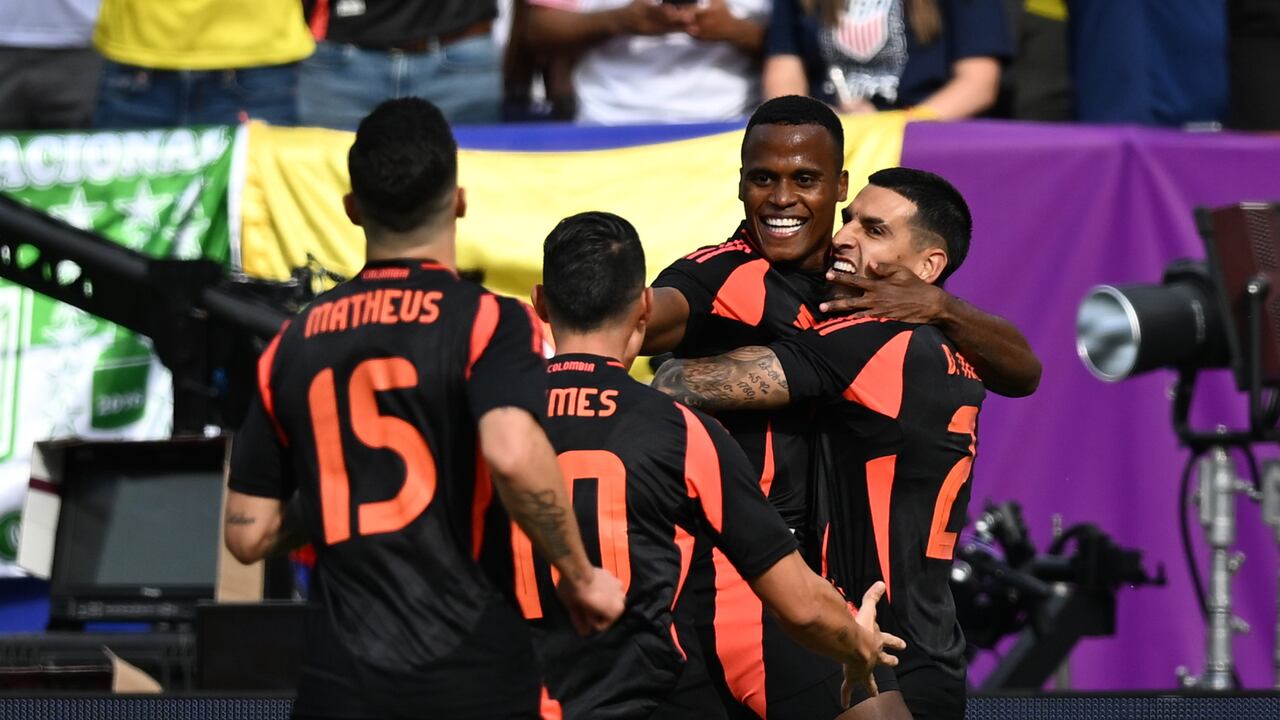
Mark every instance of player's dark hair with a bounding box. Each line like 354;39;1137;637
542;212;646;332
348;97;457;233
868;167;972;283
743;95;845;165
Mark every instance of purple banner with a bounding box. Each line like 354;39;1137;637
901;120;1280;689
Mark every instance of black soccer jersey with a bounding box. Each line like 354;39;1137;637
229;258;548;719
772;316;987;683
516;353;798;720
654;223;842;719
652;221;826;543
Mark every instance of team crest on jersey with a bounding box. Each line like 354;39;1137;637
836;0;895;62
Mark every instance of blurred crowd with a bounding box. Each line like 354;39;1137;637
1;0;1277;133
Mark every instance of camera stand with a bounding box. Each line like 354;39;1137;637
1178;446;1255;689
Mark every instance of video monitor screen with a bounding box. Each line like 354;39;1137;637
49;439;226;611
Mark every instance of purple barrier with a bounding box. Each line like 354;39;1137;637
901;120;1280;690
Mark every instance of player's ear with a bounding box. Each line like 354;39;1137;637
531;284;551;323
638;287;654;327
737;167;745;202
343;193;363;227
454;186;467;219
837;170;849;203
920;246;948;285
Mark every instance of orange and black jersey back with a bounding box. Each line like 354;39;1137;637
772;316;986;682
517;354;797;720
229;258;548;719
652;221;826;543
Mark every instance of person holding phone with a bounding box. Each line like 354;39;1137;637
525;0;772;124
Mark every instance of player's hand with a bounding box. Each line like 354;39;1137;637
556;567;626;635
839;581;906;707
619;0;691;36
820;262;950;324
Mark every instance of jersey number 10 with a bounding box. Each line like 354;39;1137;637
512;450;631;620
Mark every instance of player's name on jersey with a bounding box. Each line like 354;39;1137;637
547;387;618;419
304;289;443;338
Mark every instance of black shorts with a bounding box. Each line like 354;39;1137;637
846;651;966;720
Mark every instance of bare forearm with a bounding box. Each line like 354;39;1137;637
651;346;790;411
528;7;627;51
224;499;286;564
773;573;870;665
917;58;1000;120
723;17;765;53
763;55;808;99
493;465;593;585
937;295;1040;397
640;287;690;355
482;410;594;584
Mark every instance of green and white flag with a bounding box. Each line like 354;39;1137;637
0;126;243;574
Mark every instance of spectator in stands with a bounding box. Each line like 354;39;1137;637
0;0;102;131
764;0;1011;120
1068;0;1226;127
298;1;502;129
526;0;772;125
92;0;311;128
503;0;577;122
1229;0;1280;130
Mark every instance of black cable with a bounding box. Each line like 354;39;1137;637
1180;450;1208;624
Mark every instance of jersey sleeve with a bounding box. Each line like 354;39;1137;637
466;295;548;423
947;0;1014;63
228;328;296;500
653;245;754;345
766;0;804;58
771;318;917;414
676;404;797;580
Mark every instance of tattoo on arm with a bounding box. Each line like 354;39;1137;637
652;346;790;411
510;488;572;562
227;512;256;526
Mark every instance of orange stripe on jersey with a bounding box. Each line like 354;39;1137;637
540;686;563;720
712;549;767;717
687;240;749;262
472;447;493;561
467;294;500;379
816;315;885;336
866;454;896;601
676;405;724;532
257;320;291;445
512;524;543;619
821;522;831;577
759;421;775;497
710;258;770;327
521;301;545;354
670;524;696;660
842;330;912;419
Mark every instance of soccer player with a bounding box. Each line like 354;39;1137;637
222;98;625;720
654;167;985;720
519;210;906;720
639;95;1038;718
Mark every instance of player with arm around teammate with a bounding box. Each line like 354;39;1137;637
655;168;987;720
518;210;905;719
